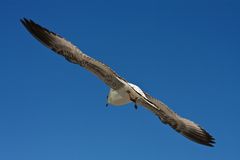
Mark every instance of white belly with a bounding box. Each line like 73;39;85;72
107;82;146;106
107;87;131;106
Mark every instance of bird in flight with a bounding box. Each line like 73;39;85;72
21;18;215;147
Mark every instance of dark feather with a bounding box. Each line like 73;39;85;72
138;93;215;147
20;18;126;90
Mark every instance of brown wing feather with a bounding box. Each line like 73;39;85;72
137;93;215;147
20;18;125;90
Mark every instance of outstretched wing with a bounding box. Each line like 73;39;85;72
20;18;126;90
136;93;215;147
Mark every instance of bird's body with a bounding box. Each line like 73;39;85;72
21;18;215;147
107;82;146;106
108;87;131;106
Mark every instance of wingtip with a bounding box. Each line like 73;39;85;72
205;138;215;147
20;18;25;24
202;128;216;147
20;17;26;21
201;132;216;147
20;18;30;26
178;118;216;147
206;141;215;147
196;126;216;147
20;18;36;25
208;139;216;147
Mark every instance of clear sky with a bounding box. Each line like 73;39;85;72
1;0;239;159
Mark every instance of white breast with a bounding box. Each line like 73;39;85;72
107;87;131;106
107;82;146;106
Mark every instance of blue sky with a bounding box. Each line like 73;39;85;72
1;0;240;159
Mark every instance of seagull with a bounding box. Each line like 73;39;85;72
21;18;215;147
